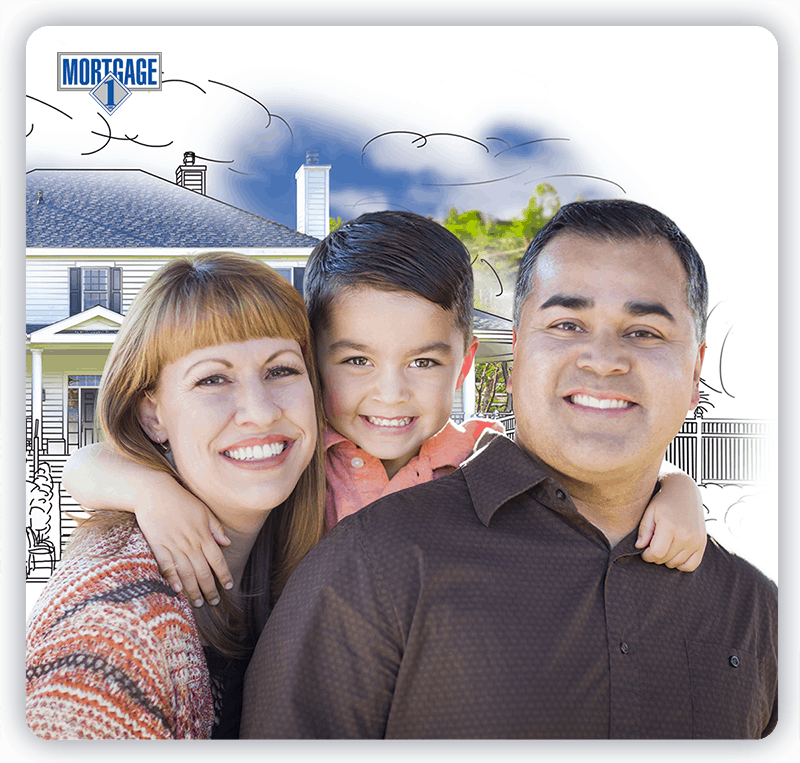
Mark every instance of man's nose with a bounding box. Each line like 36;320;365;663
371;368;411;405
575;330;632;376
234;379;282;427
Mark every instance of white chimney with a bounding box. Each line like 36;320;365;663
176;151;207;195
295;150;331;238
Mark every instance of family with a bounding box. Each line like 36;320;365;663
25;200;777;738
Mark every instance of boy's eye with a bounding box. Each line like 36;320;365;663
344;357;371;367
410;358;439;369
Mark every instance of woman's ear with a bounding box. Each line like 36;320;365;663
137;392;168;444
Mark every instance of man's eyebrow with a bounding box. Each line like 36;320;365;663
539;294;594;311
624;301;675;323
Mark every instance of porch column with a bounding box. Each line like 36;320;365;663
462;361;477;419
31;348;43;437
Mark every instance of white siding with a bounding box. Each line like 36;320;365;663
26;262;70;325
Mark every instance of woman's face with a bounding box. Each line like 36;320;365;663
139;336;317;534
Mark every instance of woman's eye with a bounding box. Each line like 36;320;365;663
411;358;439;369
266;365;301;379
196;375;227;386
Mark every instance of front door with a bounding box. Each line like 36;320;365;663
81;389;97;446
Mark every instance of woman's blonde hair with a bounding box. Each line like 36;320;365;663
89;252;326;657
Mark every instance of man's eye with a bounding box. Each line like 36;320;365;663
552;321;585;333
626;329;660;339
345;357;370;367
411;358;439;369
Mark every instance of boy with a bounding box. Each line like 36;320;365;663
63;211;706;606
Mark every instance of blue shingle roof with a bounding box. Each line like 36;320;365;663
473;308;512;331
26;169;320;248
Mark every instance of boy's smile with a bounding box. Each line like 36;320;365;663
316;287;478;479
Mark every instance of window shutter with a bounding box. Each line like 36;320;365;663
69;267;81;315
110;267;123;313
292;267;305;296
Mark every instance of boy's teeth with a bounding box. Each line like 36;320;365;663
366;416;412;427
570;394;632;410
224;441;287;461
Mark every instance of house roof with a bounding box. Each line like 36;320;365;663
26;169;321;248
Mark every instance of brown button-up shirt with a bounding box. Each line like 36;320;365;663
241;436;778;739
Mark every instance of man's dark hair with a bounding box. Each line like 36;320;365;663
304;210;474;347
513;199;708;341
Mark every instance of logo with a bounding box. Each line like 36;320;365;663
89;74;132;115
58;53;161;116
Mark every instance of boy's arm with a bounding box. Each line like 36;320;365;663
635;461;707;571
62;443;233;605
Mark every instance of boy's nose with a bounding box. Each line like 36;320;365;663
234;380;282;427
371;369;411;404
575;330;632;377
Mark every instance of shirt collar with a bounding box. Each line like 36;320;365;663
461;436;555;526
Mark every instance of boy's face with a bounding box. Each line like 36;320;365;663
316;287;478;479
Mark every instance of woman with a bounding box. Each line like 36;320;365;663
26;252;326;739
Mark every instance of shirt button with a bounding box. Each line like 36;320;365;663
351;457;364;468
555;489;566;500
620;642;628;654
729;655;740;668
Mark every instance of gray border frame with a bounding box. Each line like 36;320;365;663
0;0;800;763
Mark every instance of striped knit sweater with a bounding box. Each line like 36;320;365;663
26;524;214;739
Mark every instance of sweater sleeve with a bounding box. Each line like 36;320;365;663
26;548;213;739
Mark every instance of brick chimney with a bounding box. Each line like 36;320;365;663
175;151;207;194
295;150;331;238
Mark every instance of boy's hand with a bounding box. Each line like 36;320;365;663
636;469;707;572
135;486;233;607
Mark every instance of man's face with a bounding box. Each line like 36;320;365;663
510;234;705;486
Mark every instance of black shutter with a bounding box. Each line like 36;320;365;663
69;268;81;315
292;267;305;296
110;267;123;313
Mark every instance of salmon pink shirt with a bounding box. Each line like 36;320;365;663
324;419;503;530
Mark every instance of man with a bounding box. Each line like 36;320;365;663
240;199;778;739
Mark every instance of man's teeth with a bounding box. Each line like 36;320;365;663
366;416;412;427
570;394;633;410
224;442;287;461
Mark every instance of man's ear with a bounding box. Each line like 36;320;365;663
455;338;480;390
507;329;518;394
690;342;707;408
137;392;168;443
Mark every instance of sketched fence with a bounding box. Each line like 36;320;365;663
665;418;776;485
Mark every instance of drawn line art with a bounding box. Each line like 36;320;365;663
421;169;529;187
207;79;294;143
81;112;113;155
719;325;736;398
485;136;511;147
493;137;570;158
27;124;34;137
348;196;415;213
480;257;504;297
162;78;207;94
410;133;490;153
194;154;234;164
227;167;256;175
26;95;73;120
523;173;626;194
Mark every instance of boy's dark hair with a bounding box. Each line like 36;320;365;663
513;199;708;342
304;211;474;348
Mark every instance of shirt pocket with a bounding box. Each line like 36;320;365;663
686;640;769;738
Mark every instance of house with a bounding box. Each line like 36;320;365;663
25;153;512;577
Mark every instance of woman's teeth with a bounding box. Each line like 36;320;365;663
570;394;633;410
366;416;412;427
224;442;287;461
